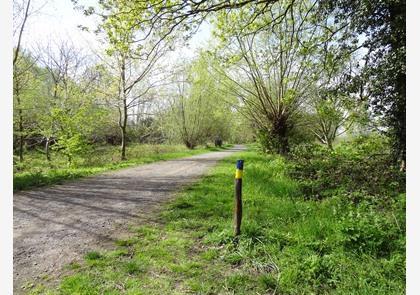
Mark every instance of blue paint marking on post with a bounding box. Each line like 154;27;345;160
236;160;244;170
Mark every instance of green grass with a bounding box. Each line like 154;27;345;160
14;143;232;191
28;149;405;294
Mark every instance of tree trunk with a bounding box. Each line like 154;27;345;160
119;101;128;160
399;159;405;172
120;124;127;160
119;56;128;161
16;86;24;162
327;139;334;150
279;137;289;155
272;116;290;155
184;139;195;149
389;1;406;166
13;0;31;66
19;121;24;162
45;137;51;161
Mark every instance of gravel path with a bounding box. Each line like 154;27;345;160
13;145;244;292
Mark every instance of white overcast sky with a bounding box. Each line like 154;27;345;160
20;0;212;58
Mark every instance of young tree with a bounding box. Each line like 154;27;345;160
94;1;173;160
308;89;361;149
306;49;366;149
37;41;86;162
36;41;106;164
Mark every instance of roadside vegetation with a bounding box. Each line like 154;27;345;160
29;136;405;294
14;143;232;191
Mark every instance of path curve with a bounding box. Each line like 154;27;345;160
13;145;245;292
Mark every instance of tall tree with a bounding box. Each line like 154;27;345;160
13;52;44;163
13;0;32;162
13;0;31;66
213;0;338;154
320;0;406;168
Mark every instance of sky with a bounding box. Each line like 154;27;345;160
20;0;212;58
21;0;98;49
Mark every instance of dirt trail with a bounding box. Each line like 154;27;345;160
13;145;245;292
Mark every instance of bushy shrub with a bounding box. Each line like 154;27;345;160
256;129;283;154
287;134;405;200
256;124;315;155
337;194;405;258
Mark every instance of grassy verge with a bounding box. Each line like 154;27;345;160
14;144;232;191
29;149;405;294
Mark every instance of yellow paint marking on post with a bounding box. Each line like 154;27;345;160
235;169;243;179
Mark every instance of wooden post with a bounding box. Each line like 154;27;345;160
234;160;244;236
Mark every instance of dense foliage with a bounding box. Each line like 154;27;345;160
288;134;405;200
320;0;406;166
